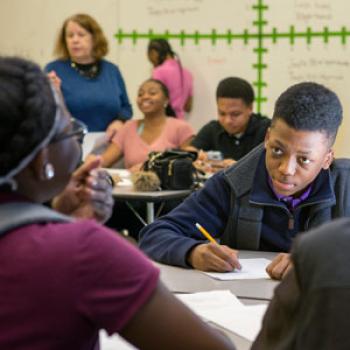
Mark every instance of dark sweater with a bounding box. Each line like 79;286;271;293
45;59;132;131
191;113;271;160
253;218;350;350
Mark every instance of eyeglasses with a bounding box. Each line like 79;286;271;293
50;118;88;145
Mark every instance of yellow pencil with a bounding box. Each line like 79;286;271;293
195;223;218;244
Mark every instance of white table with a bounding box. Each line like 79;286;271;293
156;250;279;300
109;169;192;224
113;185;192;224
210;298;268;350
155;251;280;349
101;251;278;350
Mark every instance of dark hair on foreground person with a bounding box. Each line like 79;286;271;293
0;57;56;176
272;81;343;145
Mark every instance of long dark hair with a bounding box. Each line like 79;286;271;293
148;38;184;89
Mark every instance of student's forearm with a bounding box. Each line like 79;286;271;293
184;95;193;113
121;281;236;350
180;136;195;149
100;143;121;168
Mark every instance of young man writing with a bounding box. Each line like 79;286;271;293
139;82;350;280
190;77;270;167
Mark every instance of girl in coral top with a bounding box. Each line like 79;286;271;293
100;79;194;171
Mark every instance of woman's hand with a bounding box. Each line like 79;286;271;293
47;70;62;91
128;162;143;173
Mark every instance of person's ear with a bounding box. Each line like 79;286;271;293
322;149;334;170
247;103;253;114
28;148;55;181
264;127;271;149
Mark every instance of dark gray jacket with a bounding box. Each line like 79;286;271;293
253;217;350;350
221;144;350;249
139;144;350;267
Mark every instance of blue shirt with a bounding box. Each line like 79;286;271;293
45;59;132;131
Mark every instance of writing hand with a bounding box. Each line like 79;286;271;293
222;158;236;167
187;243;241;272
128;162;143;173
266;253;292;280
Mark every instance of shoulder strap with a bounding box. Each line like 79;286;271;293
0;202;73;236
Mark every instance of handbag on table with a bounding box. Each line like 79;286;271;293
142;150;198;190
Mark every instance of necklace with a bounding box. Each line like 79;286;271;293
70;61;100;79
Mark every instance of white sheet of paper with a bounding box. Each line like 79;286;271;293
204;258;271;280
105;168;133;187
100;330;138;350
176;290;267;341
176;290;243;318
206;303;267;341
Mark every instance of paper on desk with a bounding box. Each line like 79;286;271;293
100;330;138;350
176;289;243;317
176;290;267;341
204;258;271;280
105;168;133;187
210;303;267;341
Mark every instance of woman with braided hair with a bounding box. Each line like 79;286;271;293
0;57;234;350
148;38;193;119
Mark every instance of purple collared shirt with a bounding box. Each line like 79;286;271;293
268;177;312;211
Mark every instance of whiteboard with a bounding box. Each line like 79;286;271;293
0;0;350;156
115;0;350;157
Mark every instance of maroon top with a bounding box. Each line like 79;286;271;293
0;193;159;350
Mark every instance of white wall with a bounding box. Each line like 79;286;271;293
1;0;350;156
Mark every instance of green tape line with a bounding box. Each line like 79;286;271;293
114;0;350;113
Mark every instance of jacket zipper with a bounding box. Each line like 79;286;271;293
250;198;333;230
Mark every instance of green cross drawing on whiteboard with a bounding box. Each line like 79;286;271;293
114;0;350;113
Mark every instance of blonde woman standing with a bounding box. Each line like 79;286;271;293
46;14;132;134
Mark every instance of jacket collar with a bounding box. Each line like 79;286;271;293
224;144;335;207
223;144;264;196
250;151;335;207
